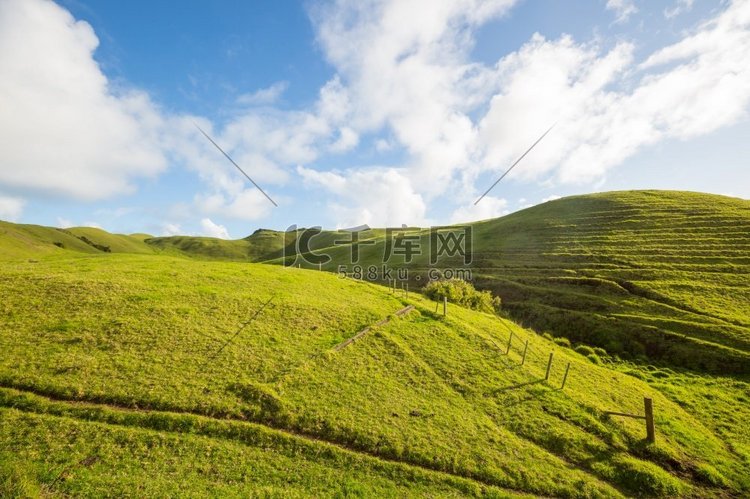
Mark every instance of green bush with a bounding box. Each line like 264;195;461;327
423;279;501;314
592;347;608;357
553;337;571;348
574;345;595;356
587;354;602;365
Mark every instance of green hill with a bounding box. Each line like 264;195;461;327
1;190;747;373
261;191;749;374
1;190;748;496
65;227;156;254
0;254;747;497
0;221;154;259
469;191;750;370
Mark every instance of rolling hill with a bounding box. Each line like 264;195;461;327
2;191;748;374
0;254;747;497
69;190;749;373
271;190;750;374
1;190;748;496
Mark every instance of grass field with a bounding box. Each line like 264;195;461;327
96;190;750;375
0;252;748;497
1;190;748;496
265;191;750;374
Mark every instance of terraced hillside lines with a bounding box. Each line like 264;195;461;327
468;191;750;372
1;254;747;496
249;190;749;373
1;390;521;498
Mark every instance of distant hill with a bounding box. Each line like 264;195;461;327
0;221;154;258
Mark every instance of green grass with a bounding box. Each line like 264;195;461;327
1;189;748;496
0;221;155;259
260;190;750;374
0;253;747;497
1;405;508;498
65;227;155;254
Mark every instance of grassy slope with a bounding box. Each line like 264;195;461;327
0;221;154;259
65;227;155;254
129;190;749;373
0;221;98;258
0;254;747;497
262;190;749;374
469;191;750;371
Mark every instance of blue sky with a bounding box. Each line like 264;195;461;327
0;0;748;238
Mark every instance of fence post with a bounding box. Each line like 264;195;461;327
506;332;513;354
521;340;529;365
319;262;322;271
545;352;554;380
560;363;571;389
443;296;447;316
644;397;655;443
406;283;409;299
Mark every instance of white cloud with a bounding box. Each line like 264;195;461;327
294;0;750;226
0;195;24;222
298;165;427;227
199;217;230;239
664;0;694;19
0;0;317;224
478;34;635;183
237;81;289;106
55;216;73;228
477;0;750;185
541;194;561;203
450;196;508;224
194;188;274;221
160;222;183;237
312;0;518;200
606;0;638;23
330;127;359;153
0;0;167;201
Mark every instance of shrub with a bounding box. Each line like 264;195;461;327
587;354;602;365
574;345;595;356
542;332;554;341
592;347;608;357
553;337;571;348
423;279;501;314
